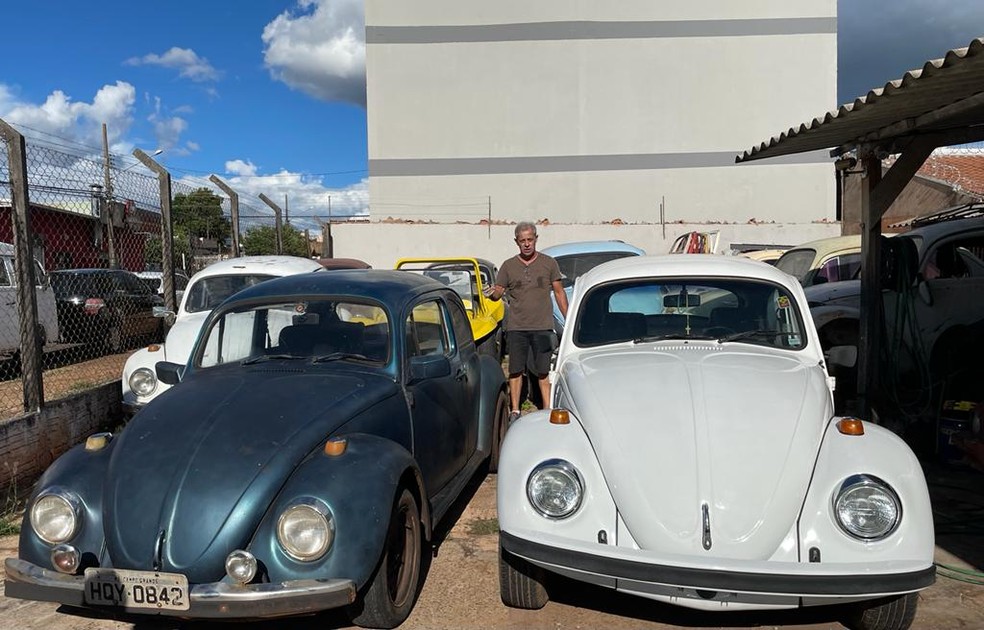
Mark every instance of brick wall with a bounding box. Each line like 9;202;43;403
0;383;121;498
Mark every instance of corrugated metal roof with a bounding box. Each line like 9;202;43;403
738;38;984;163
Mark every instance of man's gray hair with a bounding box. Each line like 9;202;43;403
514;221;537;238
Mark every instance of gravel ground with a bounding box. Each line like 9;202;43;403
2;471;984;629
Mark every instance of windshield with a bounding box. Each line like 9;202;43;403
184;274;276;313
197;299;389;368
774;249;817;282
574;277;807;350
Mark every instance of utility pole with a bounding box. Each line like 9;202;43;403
208;175;240;257
326;195;333;258
284;193;289;225
102;123;117;268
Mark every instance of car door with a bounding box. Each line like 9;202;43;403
118;272;160;336
404;296;469;494
0;256;20;353
446;296;481;460
915;231;984;361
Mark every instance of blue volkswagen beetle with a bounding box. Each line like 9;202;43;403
5;270;508;628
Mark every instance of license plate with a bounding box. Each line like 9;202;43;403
83;568;190;611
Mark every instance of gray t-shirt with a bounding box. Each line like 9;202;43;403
496;253;561;331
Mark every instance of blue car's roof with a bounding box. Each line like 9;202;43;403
541;240;646;258
218;269;444;312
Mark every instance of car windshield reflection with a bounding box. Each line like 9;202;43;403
197;299;390;367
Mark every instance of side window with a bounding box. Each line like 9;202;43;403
407;300;448;357
925;236;984;279
0;259;11;287
447;298;473;350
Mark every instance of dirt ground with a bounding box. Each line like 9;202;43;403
0;351;128;419
2;470;984;630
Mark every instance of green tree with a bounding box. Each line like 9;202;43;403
241;224;309;257
172;188;231;246
143;226;192;270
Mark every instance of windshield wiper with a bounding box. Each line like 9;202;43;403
717;330;798;343
312;352;371;363
633;333;715;344
241;354;305;365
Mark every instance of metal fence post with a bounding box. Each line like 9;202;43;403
258;194;285;255
0;119;44;411
133;149;177;315
208;175;240;257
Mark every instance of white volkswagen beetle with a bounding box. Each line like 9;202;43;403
497;255;934;630
122;256;323;415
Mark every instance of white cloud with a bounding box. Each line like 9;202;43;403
147;97;191;155
262;0;366;106
0;81;136;151
225;159;258;177
125;47;221;83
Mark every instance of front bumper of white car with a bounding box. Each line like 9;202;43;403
501;529;935;609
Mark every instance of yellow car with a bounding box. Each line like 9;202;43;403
395;257;505;357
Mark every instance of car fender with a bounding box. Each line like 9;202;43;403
798;419;934;567
247;433;430;589
497;410;618;545
810;304;859;340
475;354;506;454
121;344;169;405
17;437;117;570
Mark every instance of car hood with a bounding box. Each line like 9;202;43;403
160;312;209;363
562;344;830;560
803;279;860;306
103;367;398;581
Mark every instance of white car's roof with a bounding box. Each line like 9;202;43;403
578;254;798;289
190;255;323;281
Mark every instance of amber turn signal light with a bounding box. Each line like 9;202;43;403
148;344;161;352
549;409;570;425
324;438;348;456
837;418;865;436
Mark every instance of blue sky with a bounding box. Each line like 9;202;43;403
1;1;982;224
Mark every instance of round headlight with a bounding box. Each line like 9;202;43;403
129;367;158;397
277;500;334;561
833;475;901;540
30;491;81;544
527;459;584;519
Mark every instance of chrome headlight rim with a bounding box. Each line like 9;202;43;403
128;367;158;397
30;488;83;545
526;458;584;520
832;474;902;541
276;498;335;562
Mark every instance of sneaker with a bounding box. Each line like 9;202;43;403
508;410;521;425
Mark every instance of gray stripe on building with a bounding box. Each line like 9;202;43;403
370;151;831;177
366;18;836;44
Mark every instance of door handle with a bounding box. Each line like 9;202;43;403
454;367;467;381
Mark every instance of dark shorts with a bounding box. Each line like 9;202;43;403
507;330;556;376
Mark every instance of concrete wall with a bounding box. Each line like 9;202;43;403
366;1;837;225
331;221;841;270
0;382;120;497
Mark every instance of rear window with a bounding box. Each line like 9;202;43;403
51;273;93;297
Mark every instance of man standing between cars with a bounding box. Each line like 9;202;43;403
484;221;568;423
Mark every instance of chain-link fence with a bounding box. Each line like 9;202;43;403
0;119;297;419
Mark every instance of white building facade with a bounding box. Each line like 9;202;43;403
357;1;838;265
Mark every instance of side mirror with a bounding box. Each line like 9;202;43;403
408;354;450;383
917;278;933;306
153;306;177;327
156;361;184;386
825;345;858;369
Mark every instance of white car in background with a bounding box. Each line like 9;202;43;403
0;242;59;355
122;256;323;415
497;255;934;630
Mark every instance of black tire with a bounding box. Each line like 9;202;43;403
489;390;509;473
499;546;548;609
844;592;919;630
349;488;423;629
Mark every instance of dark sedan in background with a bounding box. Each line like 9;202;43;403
50;269;164;353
